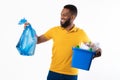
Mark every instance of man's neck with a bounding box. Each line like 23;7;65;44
65;24;74;31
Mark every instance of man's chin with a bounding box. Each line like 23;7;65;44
60;22;64;25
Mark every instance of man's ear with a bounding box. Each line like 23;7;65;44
71;15;76;20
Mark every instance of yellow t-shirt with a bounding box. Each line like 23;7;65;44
44;26;90;75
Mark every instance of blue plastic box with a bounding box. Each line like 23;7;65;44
72;47;95;71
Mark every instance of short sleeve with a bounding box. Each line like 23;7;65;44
81;30;91;43
43;27;55;40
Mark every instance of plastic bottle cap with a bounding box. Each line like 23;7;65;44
75;45;79;48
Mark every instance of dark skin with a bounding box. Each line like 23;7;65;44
94;48;102;58
60;8;75;31
24;8;102;58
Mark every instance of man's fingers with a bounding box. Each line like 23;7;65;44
93;48;102;59
24;22;29;28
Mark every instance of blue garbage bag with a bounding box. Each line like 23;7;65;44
16;18;37;56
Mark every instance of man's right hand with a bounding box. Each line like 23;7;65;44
24;22;30;29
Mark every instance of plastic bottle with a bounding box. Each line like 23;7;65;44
80;42;89;50
92;42;99;51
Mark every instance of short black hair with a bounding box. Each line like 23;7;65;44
64;4;78;16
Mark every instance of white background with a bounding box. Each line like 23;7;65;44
0;0;120;80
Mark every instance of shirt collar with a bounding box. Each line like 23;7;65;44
59;25;78;32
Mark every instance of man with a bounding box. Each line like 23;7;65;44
25;4;101;80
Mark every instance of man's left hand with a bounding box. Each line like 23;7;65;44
93;48;102;59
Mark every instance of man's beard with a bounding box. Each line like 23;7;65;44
60;18;71;28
